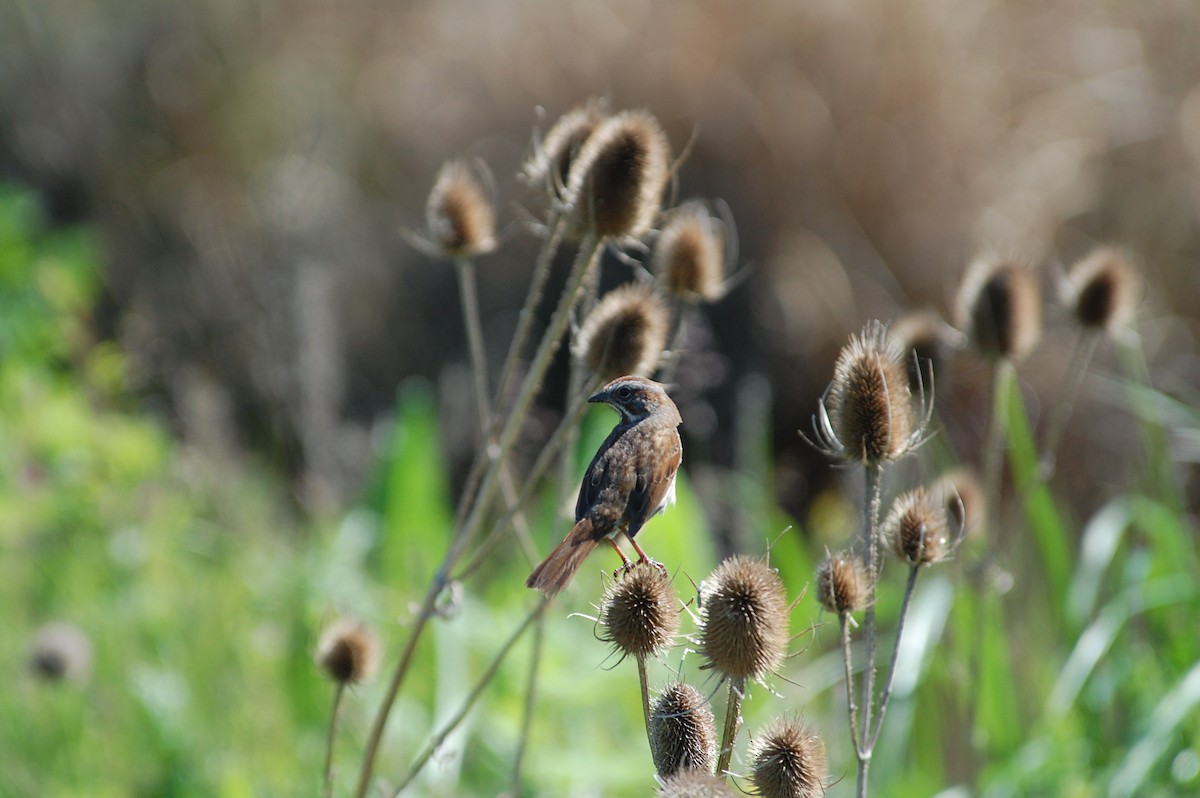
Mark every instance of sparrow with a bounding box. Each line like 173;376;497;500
526;375;683;596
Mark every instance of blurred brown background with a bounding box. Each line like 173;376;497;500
3;0;1198;527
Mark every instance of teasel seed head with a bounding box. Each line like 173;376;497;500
564;109;671;239
890;308;960;397
424;159;496;257
1065;246;1138;333
657;770;736;798
574;282;670;381
524;99;608;200
653;202;729;302
804;321;924;466
931;468;985;540
815;553;870;615
749;717;828;798
29;621;92;682
317;619;379;685
650;682;718;777
884;487;953;566
599;561;680;660
956;255;1042;362
697;555;790;683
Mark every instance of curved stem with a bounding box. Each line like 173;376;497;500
324;682;346;798
510;611;545;794
715;679;744;778
868;564;921;750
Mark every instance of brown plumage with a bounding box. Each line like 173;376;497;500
527;375;683;596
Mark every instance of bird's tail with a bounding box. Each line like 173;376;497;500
526;519;600;596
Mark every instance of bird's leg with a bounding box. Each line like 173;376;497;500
628;536;666;575
608;538;634;577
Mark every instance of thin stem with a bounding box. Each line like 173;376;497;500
638;656;654;753
868;564;921;750
455;258;492;435
857;752;871;798
391;599;549;797
656;296;690;387
859;464;883;764
324;682;346;798
1039;330;1099;480
715;679;744;777
840;612;862;756
982;359;1014;537
509;611;546;794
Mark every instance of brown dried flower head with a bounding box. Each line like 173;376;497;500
815;553;870;615
29;621;92;682
657;770;737;798
890;308;959;397
317;619;379;684
931;469;985;540
564;109;671;239
654;202;728;302
698;556;789;683
524;99;608;199
884;487;952;566
575;282;670;382
956;256;1042;361
749;718;828;798
424;159;496;257
1065;246;1138;333
600;561;680;660
805;321;925;466
650;682;717;778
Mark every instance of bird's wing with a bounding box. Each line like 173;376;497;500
624;429;682;539
574;423;626;521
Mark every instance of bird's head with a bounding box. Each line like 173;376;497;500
589;375;679;425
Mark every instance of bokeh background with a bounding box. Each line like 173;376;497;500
3;0;1199;796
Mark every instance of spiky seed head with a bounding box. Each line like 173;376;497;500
317;619;379;684
1065;247;1138;333
890;309;956;396
815;553;870;615
29;622;92;682
956;256;1042;361
650;682;717;777
574;282;670;381
524;100;608;199
826;321;916;465
931;469;985;540
600;562;680;660
654;203;728;302
884;487;952;566
564;109;670;239
657;770;737;798
697;556;789;683
425;159;496;257
749;718;828;798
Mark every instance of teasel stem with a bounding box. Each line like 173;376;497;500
982;359;1014;534
510;608;546;793
868;563;920;750
390;598;549;797
324;681;346;798
857;463;883;798
716;679;745;777
839;613;863;757
656;296;690;387
637;656;654;751
1038;330;1099;480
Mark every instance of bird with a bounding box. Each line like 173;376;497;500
526;375;683;596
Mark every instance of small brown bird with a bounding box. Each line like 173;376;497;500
526;375;683;596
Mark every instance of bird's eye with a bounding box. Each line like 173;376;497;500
617;386;633;399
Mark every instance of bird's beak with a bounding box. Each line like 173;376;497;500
587;388;607;404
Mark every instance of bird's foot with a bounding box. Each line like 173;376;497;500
637;556;667;576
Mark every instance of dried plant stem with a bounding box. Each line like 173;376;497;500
868;564;921;750
840;613;862;756
857;463;883;798
716;679;744;777
390;599;549;797
324;682;346;798
1039;330;1099;480
637;656;653;751
509;610;546;794
656;296;690;386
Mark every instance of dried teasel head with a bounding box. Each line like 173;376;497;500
749;717;828;798
697;556;790;684
423;159;496;257
563;109;671;240
524;99;608;200
802;321;930;466
316;619;379;685
653;202;730;303
600;561;680;661
956;255;1042;362
931;468;985;540
815;552;870;615
883;487;954;566
890;308;961;397
657;769;737;798
1064;246;1138;334
29;621;92;682
650;682;717;778
574;282;670;382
